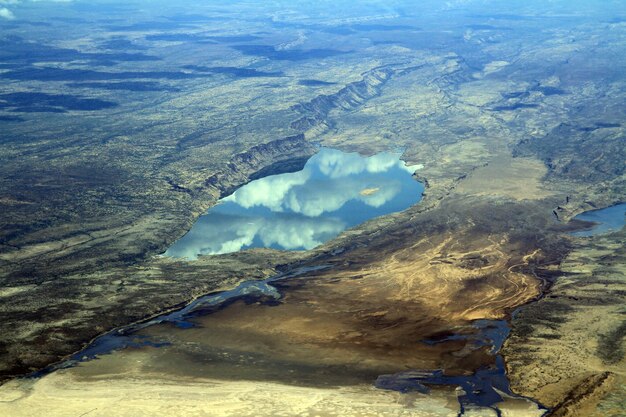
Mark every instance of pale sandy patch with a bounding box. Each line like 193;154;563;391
360;187;381;196
455;153;552;200
0;369;460;417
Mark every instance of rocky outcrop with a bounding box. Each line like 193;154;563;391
204;134;317;198
547;372;616;417
290;66;395;132
202;66;405;198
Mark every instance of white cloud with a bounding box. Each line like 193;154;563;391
282;176;402;217
165;148;423;260
226;148;417;217
258;216;344;250
223;168;311;212
316;149;417;179
165;212;345;260
0;0;73;20
0;7;15;19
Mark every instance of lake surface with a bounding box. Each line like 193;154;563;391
166;148;424;259
570;203;626;237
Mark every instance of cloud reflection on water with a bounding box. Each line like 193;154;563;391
166;148;423;259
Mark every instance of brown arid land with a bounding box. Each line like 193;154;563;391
0;1;625;416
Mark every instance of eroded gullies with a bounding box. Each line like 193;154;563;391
571;203;626;237
166;148;424;259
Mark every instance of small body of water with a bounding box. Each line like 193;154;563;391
166;148;423;259
570;203;626;237
377;318;547;415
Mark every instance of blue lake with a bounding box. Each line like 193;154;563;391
570;203;626;237
166;148;424;259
